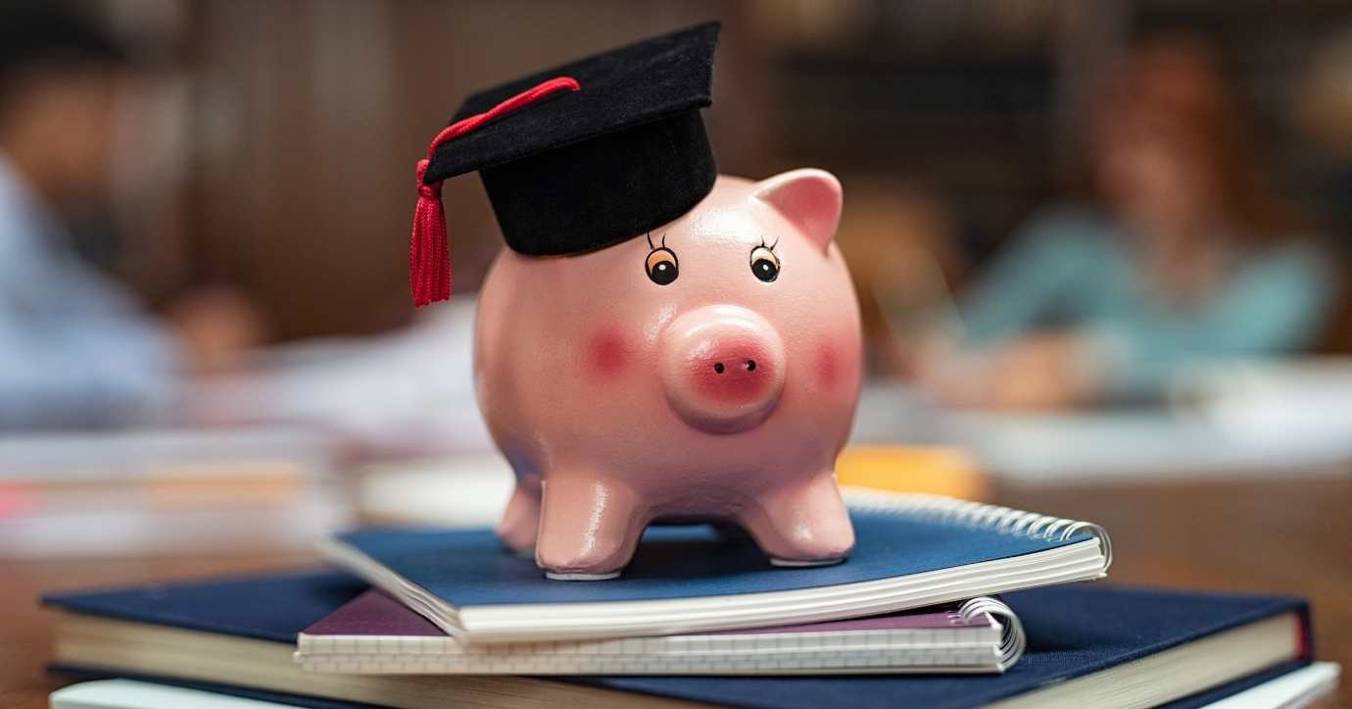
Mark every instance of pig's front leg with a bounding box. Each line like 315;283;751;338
535;473;648;580
740;473;854;567
495;477;542;557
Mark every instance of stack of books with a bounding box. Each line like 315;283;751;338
0;426;346;557
43;489;1337;708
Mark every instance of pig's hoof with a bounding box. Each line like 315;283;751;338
544;570;622;581
769;556;847;568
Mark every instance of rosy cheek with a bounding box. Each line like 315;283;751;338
586;328;631;377
815;344;840;392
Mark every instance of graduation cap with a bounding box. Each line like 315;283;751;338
410;22;720;306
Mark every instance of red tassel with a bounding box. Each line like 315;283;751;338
409;76;581;307
410;160;449;307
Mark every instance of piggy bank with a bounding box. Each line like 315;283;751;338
475;169;862;579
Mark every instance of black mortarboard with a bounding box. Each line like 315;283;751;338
409;22;720;306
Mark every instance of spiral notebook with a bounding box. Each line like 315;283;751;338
295;591;1024;675
323;490;1113;642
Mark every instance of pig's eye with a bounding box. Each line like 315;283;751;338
645;247;679;285
750;245;780;282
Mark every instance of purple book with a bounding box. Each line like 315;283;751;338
296;591;1025;675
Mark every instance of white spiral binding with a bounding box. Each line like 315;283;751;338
842;488;1113;569
958;596;1026;670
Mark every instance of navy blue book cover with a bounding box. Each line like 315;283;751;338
331;508;1102;606
44;572;1309;709
45;570;366;643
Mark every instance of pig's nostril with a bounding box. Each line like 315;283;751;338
745;360;756;372
713;362;725;374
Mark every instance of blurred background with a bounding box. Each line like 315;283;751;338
6;0;1352;402
1;0;1351;668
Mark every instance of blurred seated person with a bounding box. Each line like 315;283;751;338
0;5;259;429
921;39;1337;410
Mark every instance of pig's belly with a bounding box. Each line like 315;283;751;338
486;396;844;502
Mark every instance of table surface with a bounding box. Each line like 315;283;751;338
3;476;1348;708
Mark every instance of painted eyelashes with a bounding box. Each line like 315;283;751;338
642;233;781;285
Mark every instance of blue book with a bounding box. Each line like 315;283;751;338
324;491;1113;641
44;571;1310;709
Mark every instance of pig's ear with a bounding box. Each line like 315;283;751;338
753;169;842;253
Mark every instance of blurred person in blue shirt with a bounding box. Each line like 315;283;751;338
922;39;1337;410
0;5;180;429
1;5;268;432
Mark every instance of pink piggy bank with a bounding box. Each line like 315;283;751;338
475;169;862;579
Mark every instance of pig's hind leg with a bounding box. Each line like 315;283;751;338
739;473;855;567
535;473;647;580
495;476;542;558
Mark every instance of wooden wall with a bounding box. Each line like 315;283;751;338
181;0;769;339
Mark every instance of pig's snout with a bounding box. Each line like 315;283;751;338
659;306;786;434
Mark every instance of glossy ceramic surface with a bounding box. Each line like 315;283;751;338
474;169;863;579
